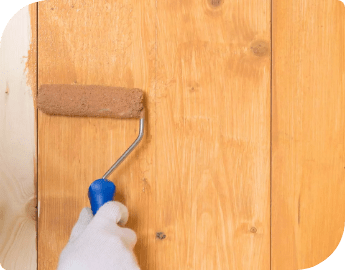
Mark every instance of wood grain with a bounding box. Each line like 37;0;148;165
272;0;345;269
3;0;345;269
37;0;155;269
0;4;37;269
154;0;271;269
38;0;270;269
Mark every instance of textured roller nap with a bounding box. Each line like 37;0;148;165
37;85;144;118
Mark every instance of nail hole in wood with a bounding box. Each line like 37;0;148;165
156;232;166;240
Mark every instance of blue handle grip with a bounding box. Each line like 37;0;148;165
88;179;116;215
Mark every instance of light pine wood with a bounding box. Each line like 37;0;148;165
0;4;37;270
3;0;345;269
272;0;345;269
154;0;271;269
37;0;156;269
38;0;270;269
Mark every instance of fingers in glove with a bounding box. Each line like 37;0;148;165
92;201;129;226
69;207;93;242
118;227;137;250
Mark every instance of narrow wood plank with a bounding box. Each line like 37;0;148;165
0;4;37;269
37;0;155;269
155;0;271;269
272;0;345;268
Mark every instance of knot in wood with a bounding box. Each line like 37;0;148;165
209;0;223;7
251;41;269;57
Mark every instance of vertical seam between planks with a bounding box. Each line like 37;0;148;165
154;0;158;269
36;3;39;269
269;0;273;268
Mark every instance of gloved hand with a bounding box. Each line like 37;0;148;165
57;201;140;270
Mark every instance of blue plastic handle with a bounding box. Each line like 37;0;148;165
88;179;116;215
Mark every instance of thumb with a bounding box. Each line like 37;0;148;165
69;207;93;242
91;201;129;227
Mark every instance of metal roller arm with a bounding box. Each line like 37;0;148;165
102;118;144;179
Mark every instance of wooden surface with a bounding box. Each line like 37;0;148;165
154;0;271;269
1;0;345;269
37;0;270;269
0;4;37;270
37;0;155;269
272;0;345;269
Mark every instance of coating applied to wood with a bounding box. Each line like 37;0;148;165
37;0;270;269
272;0;345;269
37;0;155;269
24;0;345;269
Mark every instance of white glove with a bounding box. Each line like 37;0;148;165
57;201;140;270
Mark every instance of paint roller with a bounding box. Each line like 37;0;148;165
37;84;145;215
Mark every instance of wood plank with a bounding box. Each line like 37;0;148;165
37;0;155;269
38;0;270;269
272;0;345;269
0;4;37;269
155;0;271;269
